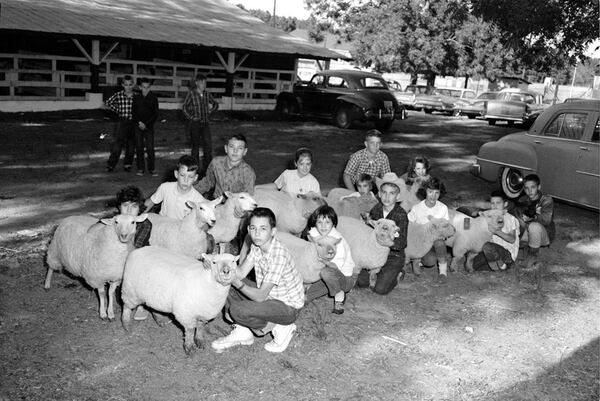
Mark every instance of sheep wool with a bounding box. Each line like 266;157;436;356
405;217;456;263
208;191;257;243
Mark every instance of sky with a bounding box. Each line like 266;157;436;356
229;0;311;19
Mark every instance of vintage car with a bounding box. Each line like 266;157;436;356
391;84;428;110
482;88;546;127
452;91;498;119
472;100;599;210
407;86;476;114
276;70;405;130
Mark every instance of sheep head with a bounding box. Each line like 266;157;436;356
372;219;399;247
100;214;148;243
296;191;326;218
479;209;505;233
201;253;239;286
307;235;341;262
428;217;455;240
224;191;257;218
186;197;222;228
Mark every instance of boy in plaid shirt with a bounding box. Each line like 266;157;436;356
106;75;136;172
211;208;304;354
343;129;391;191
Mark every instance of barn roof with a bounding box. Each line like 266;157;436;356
0;0;348;60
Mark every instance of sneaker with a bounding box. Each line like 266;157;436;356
332;301;344;315
134;306;149;321
211;325;254;352
136;170;144;176
264;323;296;353
123;165;132;172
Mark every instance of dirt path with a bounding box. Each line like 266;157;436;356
0;110;598;400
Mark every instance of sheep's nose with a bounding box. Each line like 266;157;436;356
209;219;216;226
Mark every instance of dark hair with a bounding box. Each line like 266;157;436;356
227;134;248;146
407;155;431;175
177;155;199;173
250;207;276;228
490;190;506;201
306;205;339;231
116;185;144;209
365;129;382;141
295;147;313;163
357;173;374;189
140;77;151;84
195;73;207;82
122;75;133;82
423;176;446;197
523;174;540;186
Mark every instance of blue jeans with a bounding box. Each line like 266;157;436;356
356;251;405;295
226;281;301;330
305;267;355;303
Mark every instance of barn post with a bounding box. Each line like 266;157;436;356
90;40;100;92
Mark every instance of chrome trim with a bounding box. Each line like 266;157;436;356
475;158;534;171
550;194;599;210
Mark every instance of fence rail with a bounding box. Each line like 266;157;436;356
0;53;294;103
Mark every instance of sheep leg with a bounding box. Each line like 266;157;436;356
193;320;208;350
121;306;133;331
106;282;118;321
152;311;171;327
369;268;381;288
43;268;54;290
464;253;477;273
183;327;197;356
98;285;108;320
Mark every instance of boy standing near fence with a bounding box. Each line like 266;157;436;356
106;75;136;172
182;74;219;173
133;77;159;176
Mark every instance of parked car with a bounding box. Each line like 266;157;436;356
391;84;429;110
452;91;498;119
482;88;546;127
471;100;599;210
276;70;405;130
405;86;476;114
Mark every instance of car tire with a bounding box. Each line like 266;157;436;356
501;167;524;199
375;119;393;131
334;105;353;129
277;98;295;117
488;119;496;125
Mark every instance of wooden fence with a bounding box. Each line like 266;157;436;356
0;53;295;104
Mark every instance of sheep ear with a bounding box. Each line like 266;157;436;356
201;253;211;262
307;235;316;243
223;191;231;199
136;213;148;222
232;255;240;262
366;218;377;227
212;196;224;205
297;193;307;199
100;217;114;226
185;201;194;210
478;210;485;217
333;237;342;245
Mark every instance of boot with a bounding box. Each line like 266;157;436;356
525;246;539;269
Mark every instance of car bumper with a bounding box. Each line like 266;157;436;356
415;102;452;112
364;108;398;120
483;114;523;122
470;163;481;176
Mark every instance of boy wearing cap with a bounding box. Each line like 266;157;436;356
356;172;408;295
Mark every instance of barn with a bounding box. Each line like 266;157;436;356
0;0;348;112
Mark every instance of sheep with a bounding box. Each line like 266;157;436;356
336;216;398;286
326;188;379;220
121;247;238;355
445;209;506;272
405;217;456;262
252;187;326;235
275;232;340;283
44;214;148;320
397;181;422;213
147;198;223;259
208;191;257;243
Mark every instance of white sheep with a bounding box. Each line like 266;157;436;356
147;198;223;259
336;216;398;285
445;209;506;272
121;247;238;355
405;217;456;262
253;188;326;235
208;191;257;243
275;232;340;283
44;214;148;320
326;188;379;220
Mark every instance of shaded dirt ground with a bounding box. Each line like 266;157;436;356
0;110;598;401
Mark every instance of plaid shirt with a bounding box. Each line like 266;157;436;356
134;219;152;248
344;149;390;184
248;238;305;309
195;156;256;199
106;90;134;119
182;89;218;122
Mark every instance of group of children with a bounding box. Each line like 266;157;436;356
108;124;554;354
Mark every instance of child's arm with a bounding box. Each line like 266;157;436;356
143;199;156;213
195;162;216;194
181;92;193;120
492;227;516;244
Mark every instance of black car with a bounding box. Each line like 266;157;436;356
276;70;406;130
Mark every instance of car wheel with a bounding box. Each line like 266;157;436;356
277;99;295;117
452;110;461;117
424;109;433;114
501;167;524;199
488;119;496;125
375;119;393;131
467;115;476;120
334;105;353;129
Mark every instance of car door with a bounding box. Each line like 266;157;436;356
532;110;593;203
321;75;349;114
574;113;599;208
298;74;326;113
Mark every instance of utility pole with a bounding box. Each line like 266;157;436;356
272;0;277;28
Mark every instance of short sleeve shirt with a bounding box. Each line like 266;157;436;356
274;169;321;196
150;182;206;220
343;149;390;184
247;238;305;309
307;227;355;277
492;212;519;261
407;200;449;224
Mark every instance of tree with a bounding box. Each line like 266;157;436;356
235;4;298;32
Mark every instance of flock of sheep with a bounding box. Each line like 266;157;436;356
44;185;506;354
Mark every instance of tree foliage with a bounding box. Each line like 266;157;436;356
236;4;298;32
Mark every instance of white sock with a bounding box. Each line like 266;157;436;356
439;262;448;276
334;291;345;302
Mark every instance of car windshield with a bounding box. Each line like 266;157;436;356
360;77;388;89
478;92;498;100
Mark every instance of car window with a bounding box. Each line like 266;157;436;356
479;92;497;100
522;94;536;104
463;91;476;99
361;77;387;88
311;75;325;87
327;76;348;88
544;112;588;140
449;89;461;97
592;119;599;142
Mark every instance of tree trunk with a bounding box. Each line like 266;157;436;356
425;72;436;87
410;73;418;85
